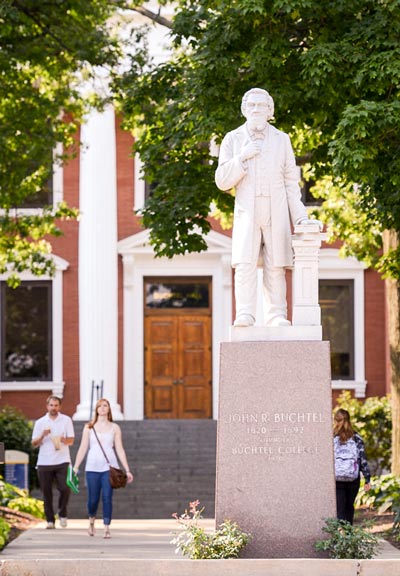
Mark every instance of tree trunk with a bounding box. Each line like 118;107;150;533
383;230;400;474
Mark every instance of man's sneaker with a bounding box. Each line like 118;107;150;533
46;522;55;529
59;517;68;528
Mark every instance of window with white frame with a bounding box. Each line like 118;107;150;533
2;144;63;214
0;255;68;395
1;281;52;380
134;155;158;211
319;249;366;398
19;151;54;208
319;279;354;380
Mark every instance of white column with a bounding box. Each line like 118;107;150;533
292;224;325;326
74;106;123;420
121;254;143;420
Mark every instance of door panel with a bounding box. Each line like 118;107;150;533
178;317;211;418
145;315;211;418
145;317;178;418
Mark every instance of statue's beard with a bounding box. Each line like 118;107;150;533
247;119;267;132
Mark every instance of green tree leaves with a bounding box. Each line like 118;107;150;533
115;0;400;277
0;0;119;283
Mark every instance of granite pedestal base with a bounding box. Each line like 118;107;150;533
215;341;336;558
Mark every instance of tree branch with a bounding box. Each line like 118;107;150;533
116;3;173;29
296;152;313;166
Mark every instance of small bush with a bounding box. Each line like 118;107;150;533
356;474;400;536
0;477;44;551
0;478;25;506
0;405;38;489
7;497;44;518
356;474;400;513
0;478;44;518
0;517;10;550
315;517;379;559
172;500;251;559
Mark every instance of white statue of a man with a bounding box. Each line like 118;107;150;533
215;87;318;327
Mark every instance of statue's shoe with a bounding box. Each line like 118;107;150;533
268;316;291;327
233;314;255;327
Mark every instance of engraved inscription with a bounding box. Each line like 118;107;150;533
227;411;325;460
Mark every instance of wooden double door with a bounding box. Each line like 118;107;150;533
145;314;212;418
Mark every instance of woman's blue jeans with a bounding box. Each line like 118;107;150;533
86;471;113;526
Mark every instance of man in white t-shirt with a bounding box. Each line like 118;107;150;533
32;396;75;529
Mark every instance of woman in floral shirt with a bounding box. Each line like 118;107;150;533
333;408;371;524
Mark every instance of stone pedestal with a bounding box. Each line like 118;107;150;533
215;340;336;558
292;224;326;327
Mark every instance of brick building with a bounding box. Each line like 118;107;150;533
0;5;390;516
0;106;388;419
0;106;389;517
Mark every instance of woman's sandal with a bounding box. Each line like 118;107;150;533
103;526;111;539
88;517;95;537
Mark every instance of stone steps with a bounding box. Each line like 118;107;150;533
67;420;217;519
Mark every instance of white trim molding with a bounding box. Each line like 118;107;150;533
331;380;367;399
118;228;233;420
0;254;69;396
134;155;145;212
52;142;64;206
319;248;367;398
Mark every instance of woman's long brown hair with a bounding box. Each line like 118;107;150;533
333;408;355;443
88;398;113;429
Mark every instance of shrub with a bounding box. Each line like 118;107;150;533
0;517;10;550
0;478;44;550
356;474;400;513
0;478;44;518
356;473;400;536
7;497;44;518
0;477;24;506
0;405;38;489
171;500;251;559
315;517;379;559
336;391;391;475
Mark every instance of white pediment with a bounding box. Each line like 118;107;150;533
0;253;69;281
118;228;232;256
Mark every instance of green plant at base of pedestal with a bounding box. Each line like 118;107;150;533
315;517;379;559
171;500;251;559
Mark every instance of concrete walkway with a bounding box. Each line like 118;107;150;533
1;519;400;576
1;518;186;560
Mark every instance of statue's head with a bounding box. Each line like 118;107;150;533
241;88;274;121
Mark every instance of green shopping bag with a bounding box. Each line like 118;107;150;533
66;465;79;494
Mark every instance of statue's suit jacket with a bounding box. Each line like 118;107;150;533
215;122;307;267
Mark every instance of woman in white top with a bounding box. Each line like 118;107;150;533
73;398;133;538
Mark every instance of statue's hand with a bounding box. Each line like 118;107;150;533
240;141;261;162
299;218;324;231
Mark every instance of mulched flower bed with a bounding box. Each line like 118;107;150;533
0;506;41;547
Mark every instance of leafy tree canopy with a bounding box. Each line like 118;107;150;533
0;0;120;285
114;0;400;278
